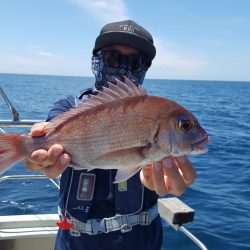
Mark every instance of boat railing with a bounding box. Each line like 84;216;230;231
0;86;43;128
0;86;208;249
0;175;60;189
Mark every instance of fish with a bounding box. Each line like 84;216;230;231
0;77;209;183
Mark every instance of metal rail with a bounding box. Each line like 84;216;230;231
0;85;43;127
0;120;43;127
158;197;208;250
0;175;60;189
0;86;19;121
179;225;208;250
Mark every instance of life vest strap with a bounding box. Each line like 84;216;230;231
67;204;158;236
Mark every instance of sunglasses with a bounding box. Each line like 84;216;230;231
100;50;150;71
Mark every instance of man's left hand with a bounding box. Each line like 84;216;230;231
140;156;196;196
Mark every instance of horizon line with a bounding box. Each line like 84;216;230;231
0;72;249;83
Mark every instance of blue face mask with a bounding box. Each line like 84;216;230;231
91;50;150;90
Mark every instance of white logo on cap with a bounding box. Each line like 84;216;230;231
120;24;139;33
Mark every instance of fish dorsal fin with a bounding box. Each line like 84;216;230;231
44;79;148;135
116;76;148;96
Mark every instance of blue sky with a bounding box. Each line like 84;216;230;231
0;0;249;81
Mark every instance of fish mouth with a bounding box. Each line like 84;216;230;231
190;135;210;155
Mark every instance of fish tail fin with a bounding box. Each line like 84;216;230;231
0;133;29;175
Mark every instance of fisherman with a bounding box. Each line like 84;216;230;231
25;20;196;250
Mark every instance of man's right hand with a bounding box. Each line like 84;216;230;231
24;122;71;178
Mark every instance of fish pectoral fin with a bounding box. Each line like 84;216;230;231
97;147;145;166
96;148;146;183
113;166;142;183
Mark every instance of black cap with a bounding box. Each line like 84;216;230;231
93;20;156;61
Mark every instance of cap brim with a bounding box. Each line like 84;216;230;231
93;32;156;61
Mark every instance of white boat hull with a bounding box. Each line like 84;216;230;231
0;214;58;250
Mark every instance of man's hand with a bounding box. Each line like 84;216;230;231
24;122;71;178
140;156;196;196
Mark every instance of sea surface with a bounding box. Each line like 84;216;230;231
0;73;249;250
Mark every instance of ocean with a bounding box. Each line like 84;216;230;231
0;73;249;250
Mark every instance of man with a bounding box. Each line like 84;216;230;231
25;20;196;250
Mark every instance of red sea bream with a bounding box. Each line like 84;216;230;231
0;78;209;182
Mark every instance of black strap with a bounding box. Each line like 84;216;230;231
77;88;98;100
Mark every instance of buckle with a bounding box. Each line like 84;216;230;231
121;223;132;233
140;211;151;226
70;229;81;237
91;219;107;235
116;214;132;233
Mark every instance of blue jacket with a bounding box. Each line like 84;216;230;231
47;89;163;250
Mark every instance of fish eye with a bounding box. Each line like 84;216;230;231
177;119;193;132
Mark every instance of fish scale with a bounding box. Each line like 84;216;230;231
55;100;158;167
